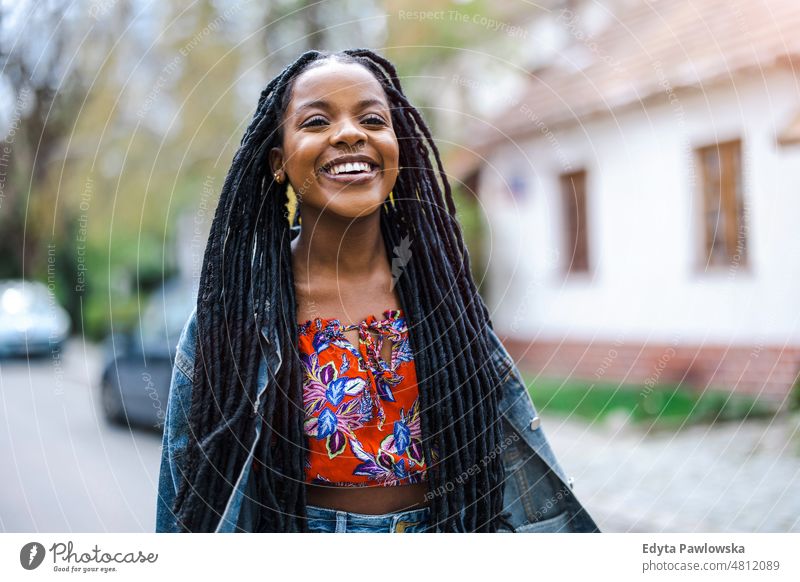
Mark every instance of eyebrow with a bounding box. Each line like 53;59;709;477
294;98;388;113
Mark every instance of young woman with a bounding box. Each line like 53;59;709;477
156;48;599;533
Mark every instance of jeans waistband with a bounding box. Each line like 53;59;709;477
305;504;430;533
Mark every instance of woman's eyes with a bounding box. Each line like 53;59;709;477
362;115;387;126
301;115;387;128
301;117;327;127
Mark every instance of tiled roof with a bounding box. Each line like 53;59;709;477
450;0;800;177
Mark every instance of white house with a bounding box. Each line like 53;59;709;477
451;0;800;404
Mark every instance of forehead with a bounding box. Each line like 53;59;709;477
286;61;388;113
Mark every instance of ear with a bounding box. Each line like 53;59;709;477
269;147;284;175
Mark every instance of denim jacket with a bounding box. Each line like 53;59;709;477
156;246;600;534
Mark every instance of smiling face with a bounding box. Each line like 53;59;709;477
270;59;400;221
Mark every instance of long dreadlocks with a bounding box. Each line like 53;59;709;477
173;48;513;532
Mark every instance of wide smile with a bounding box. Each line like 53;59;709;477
318;161;381;186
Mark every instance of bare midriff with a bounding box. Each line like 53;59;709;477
305;481;429;514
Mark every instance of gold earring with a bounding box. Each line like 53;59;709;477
274;172;283;184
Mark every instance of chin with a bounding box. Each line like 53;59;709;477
331;202;386;220
314;190;390;217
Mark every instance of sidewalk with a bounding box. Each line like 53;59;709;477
542;411;800;532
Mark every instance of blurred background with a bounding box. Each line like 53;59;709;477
1;0;798;533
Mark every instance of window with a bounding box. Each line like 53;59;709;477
560;169;590;273
696;139;747;268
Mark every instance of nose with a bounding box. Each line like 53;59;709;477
329;117;367;148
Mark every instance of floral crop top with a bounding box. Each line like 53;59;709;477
298;309;436;487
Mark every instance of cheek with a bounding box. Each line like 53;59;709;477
285;137;319;169
382;134;401;168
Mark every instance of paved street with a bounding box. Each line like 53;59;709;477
2;340;799;533
544;409;800;532
0;340;162;532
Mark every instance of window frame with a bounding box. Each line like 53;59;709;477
559;168;591;276
694;138;749;274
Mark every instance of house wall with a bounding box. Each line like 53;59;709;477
479;67;800;401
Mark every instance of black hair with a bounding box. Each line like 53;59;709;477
173;48;513;532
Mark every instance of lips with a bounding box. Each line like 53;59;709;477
319;165;380;185
318;155;380;184
318;155;380;174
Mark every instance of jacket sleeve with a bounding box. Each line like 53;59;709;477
155;310;197;533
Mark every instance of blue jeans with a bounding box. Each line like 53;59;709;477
305;504;431;533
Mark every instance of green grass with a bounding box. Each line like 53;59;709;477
523;376;777;428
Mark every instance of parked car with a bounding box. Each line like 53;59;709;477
0;280;70;357
99;280;195;430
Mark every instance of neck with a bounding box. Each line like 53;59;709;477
291;208;386;280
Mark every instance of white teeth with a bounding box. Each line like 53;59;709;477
326;161;373;175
